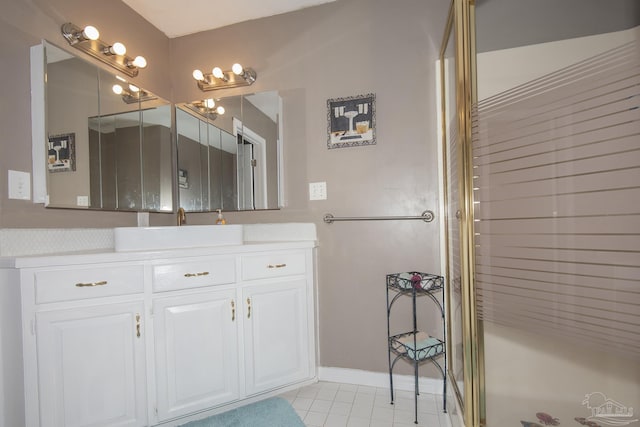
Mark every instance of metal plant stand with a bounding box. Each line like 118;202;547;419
386;272;446;424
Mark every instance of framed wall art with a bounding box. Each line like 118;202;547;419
47;133;76;173
327;93;376;149
178;168;189;189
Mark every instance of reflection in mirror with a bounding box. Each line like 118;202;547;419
88;104;172;211
46;43;99;209
176;91;281;212
44;41;173;212
176;101;238;212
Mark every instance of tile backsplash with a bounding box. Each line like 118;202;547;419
0;228;114;256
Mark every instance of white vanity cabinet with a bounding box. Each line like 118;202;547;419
152;249;315;423
14;242;316;427
153;290;240;421
240;251;312;396
242;278;309;395
21;263;148;427
36;302;148;427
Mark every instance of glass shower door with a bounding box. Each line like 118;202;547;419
474;1;640;426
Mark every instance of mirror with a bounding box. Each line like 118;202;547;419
175;104;232;211
44;41;173;212
176;91;282;212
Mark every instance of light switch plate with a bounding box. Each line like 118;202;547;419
8;170;31;200
309;182;327;200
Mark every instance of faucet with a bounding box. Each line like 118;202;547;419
177;207;186;226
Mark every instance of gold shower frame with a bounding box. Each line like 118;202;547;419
439;0;485;426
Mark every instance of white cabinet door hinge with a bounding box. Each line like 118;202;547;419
135;313;141;338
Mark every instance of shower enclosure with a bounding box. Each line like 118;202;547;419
439;1;640;426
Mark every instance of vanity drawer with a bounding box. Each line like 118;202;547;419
241;251;307;281
152;256;236;292
34;264;144;304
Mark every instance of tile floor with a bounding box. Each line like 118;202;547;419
279;381;451;427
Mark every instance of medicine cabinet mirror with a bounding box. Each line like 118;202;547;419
41;41;173;212
176;91;282;212
35;42;282;214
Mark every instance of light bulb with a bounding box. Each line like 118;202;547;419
192;69;204;81
110;42;126;55
212;67;224;79
128;84;140;93
112;84;123;95
204;98;215;109
232;63;244;75
82;25;100;41
216;106;225;115
132;56;147;68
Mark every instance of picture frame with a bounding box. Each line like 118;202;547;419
327;93;376;149
178;168;189;189
47;133;76;173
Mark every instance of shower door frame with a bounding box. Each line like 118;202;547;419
438;0;484;426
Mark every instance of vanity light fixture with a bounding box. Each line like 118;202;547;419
187;99;226;120
61;22;147;77
192;63;257;91
112;83;157;104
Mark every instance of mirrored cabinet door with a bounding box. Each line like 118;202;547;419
220;129;237;211
207;123;223;211
176;91;282;212
100;68;144;211
176;106;210;211
239;92;280;211
46;45;100;209
141;104;173;212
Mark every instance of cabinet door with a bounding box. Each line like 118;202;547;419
154;290;239;421
243;278;310;395
36;302;147;427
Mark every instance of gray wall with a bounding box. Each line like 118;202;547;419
170;0;448;374
476;0;640;52
1;0;449;375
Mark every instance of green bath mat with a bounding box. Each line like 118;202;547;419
179;397;304;427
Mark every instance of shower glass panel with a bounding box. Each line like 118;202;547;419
474;1;640;425
442;9;465;408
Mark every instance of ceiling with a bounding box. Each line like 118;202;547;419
122;0;338;38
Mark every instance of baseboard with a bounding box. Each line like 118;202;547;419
318;367;445;396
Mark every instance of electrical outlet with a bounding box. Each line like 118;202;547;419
77;196;89;207
8;170;31;200
309;182;327;200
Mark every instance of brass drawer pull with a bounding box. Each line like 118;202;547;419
184;271;210;277
75;280;108;287
136;314;141;338
267;264;287;269
247;298;251;319
231;300;236;321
